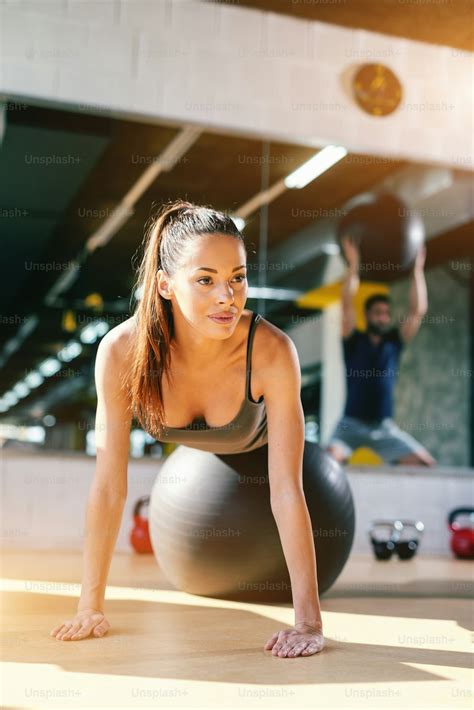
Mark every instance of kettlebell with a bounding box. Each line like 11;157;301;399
391;520;424;560
369;519;424;561
130;496;153;554
368;520;396;560
448;507;474;559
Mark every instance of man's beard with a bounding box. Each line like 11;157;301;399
367;322;390;336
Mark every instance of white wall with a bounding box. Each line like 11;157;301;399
1;450;472;556
0;450;158;552
0;0;472;168
347;465;473;558
286;311;323;368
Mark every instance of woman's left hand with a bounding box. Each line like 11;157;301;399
264;622;325;658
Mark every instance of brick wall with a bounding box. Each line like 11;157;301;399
1;0;472;168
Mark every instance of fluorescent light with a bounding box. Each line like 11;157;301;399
247;286;305;301
25;371;44;388
38;358;62;377
44;261;82;306
0;314;39;369
13;382;30;398
284;145;348;189
80;320;110;344
321;243;341;255
3;391;19;406
27;426;46;443
58;340;83;362
231;216;246;231
86;204;133;253
80;324;98;344
95;321;110;338
0;423;46;443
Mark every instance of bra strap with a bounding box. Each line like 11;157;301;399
245;312;261;400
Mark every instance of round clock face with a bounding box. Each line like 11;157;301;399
352;63;403;116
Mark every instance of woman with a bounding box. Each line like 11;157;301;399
50;200;325;658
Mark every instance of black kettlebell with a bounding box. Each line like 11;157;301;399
392;520;425;559
369;519;424;561
368;521;397;560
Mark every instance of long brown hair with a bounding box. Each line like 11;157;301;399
125;199;246;438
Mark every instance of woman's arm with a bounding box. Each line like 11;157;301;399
261;332;324;657
78;331;133;611
51;327;133;640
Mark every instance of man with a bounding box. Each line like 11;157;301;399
326;235;436;466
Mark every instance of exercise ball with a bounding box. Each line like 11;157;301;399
149;442;355;602
337;191;425;282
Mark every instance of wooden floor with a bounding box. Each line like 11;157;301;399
1;549;472;709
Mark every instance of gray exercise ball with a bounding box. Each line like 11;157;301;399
149;442;355;602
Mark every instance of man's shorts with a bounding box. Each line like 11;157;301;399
327;415;428;464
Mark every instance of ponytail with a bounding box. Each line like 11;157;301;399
124;199;244;437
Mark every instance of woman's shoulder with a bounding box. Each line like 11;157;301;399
250;309;291;342
246;309;290;364
96;315;137;368
99;310;288;369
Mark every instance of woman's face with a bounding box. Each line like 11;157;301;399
159;233;248;338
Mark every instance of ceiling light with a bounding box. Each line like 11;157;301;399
247;286;305;300
25;371;44;388
80;324;98;344
284;145;348;189
134;285;143;301
95;321;110;338
80;320;110;344
13;382;30;398
38;358;62;377
3;391;19;406
231;216;246;231
321;243;341;255
58;340;83;362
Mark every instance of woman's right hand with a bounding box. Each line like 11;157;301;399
50;608;110;641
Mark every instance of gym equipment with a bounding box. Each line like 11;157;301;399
369;519;424;560
149;442;355;602
130;496;153;554
448;508;474;559
368;521;396;560
337;191;425;282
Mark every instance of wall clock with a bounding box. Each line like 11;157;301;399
352;63;403;117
